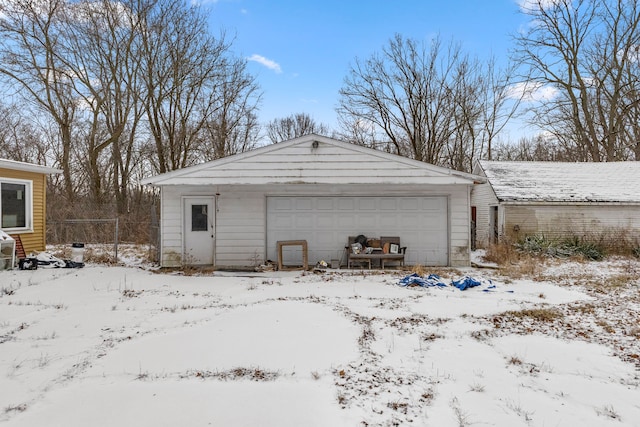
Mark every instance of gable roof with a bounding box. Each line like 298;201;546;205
141;134;482;186
0;158;62;175
477;160;640;203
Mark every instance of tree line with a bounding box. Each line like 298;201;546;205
0;0;260;218
0;0;638;227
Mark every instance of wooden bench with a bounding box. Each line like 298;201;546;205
345;236;406;269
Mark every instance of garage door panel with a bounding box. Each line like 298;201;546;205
357;214;377;228
379;216;397;227
272;198;293;210
316;233;336;246
295;216;314;227
295;198;313;210
337;216;357;228
271;214;294;227
316;214;335;227
358;198;377;210
338;199;355;210
316;198;334;210
380;198;397;210
399;198;419;210
267;196;448;266
424;197;446;210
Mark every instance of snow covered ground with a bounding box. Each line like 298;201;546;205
1;251;639;426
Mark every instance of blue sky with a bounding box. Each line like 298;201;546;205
208;0;530;137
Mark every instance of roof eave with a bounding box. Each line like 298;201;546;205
144;177;477;186
499;199;640;205
0;159;62;175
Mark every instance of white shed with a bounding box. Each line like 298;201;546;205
142;135;481;269
471;160;640;247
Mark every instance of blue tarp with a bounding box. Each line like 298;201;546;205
451;275;482;291
398;274;499;291
398;273;447;287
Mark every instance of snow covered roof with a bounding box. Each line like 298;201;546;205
0;158;62;175
477;160;640;203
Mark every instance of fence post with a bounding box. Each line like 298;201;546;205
114;217;119;263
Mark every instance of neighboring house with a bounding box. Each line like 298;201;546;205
141;134;482;269
471;160;640;247
0;159;62;256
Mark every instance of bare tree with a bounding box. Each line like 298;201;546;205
337;34;519;171
493;134;573;161
338;35;455;164
200;57;262;160
513;0;640;161
0;103;51;165
0;0;78;200
139;2;260;173
51;0;148;211
1;0;261;221
140;1;219;173
266;112;330;144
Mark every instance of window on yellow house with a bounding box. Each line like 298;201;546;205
0;180;31;231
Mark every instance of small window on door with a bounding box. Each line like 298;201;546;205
191;205;208;231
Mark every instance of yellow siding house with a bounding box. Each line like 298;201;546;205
0;159;61;256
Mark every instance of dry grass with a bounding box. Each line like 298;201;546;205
179;367;280;382
570;302;597;315
481;242;546;279
576;274;637;294
47;243;154;266
491;308;564;331
507;355;523;366
483;242;519;265
503;308;564;322
410;265;460;279
411;264;428;276
591;228;640;258
498;257;544;280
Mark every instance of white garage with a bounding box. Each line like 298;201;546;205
267;196;448;266
141;134;481;269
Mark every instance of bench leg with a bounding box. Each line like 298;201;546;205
349;258;371;269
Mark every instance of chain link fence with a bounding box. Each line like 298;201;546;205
47;216;159;264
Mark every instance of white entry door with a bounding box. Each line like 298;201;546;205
183;197;215;265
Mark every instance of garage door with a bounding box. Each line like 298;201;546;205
266;196;448;267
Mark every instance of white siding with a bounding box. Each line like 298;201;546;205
215;190;266;267
449;187;472;266
160;183;473;268
146;137;478;187
470;182;499;248
503;204;640;242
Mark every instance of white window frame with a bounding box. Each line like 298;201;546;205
0;178;33;233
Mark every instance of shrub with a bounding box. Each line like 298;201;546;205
515;234;604;260
558;236;604;260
